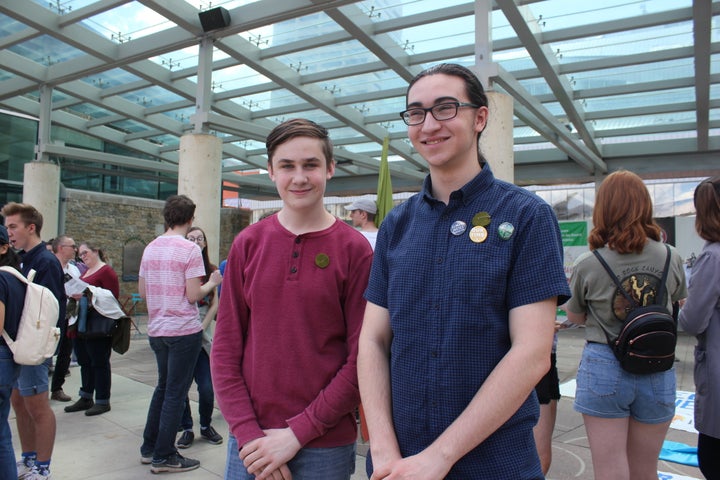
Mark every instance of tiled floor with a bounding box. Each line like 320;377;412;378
9;320;704;479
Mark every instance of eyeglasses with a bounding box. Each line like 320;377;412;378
187;235;205;243
399;101;479;126
78;251;90;258
60;244;77;250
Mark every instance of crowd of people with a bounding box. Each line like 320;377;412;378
1;63;718;480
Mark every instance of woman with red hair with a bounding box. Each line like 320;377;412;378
564;170;687;480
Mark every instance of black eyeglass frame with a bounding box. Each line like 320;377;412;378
399;101;480;126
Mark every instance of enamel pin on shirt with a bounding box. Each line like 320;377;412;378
472;211;491;227
315;253;330;268
450;220;467;236
498;222;515;240
469;225;488;243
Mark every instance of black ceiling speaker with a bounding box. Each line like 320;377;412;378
199;7;231;33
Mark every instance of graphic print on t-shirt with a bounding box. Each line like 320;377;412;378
612;272;661;320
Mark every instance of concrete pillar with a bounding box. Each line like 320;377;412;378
480;91;514;184
178;133;222;265
23;161;61;240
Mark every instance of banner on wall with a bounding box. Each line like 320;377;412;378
557;221;588;326
559;221;588;280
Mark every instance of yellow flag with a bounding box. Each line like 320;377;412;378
375;136;393;227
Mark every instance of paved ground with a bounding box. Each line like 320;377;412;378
10;316;704;479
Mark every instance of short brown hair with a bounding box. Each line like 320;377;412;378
163;195;196;229
51;235;70;254
694;176;720;242
588;170;661;254
0;202;44;236
266;118;333;169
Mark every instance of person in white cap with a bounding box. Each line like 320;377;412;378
344;198;379;249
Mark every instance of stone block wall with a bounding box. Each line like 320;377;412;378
61;189;250;307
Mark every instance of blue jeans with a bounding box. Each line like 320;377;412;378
14;358;50;397
141;332;202;461
224;434;356;480
180;349;214;430
73;336;113;403
574;342;676;423
0;345;20;480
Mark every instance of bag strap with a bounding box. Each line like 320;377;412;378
656;244;672;307
591;245;672;346
592;244;671;308
0;265;29;285
0;266;26;345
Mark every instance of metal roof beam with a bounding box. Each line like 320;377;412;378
693;0;712;151
497;0;600;158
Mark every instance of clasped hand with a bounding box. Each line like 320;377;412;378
240;428;301;480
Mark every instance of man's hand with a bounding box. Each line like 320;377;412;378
240;428;301;480
370;451;452;480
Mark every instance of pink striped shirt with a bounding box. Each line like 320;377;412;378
139;234;205;337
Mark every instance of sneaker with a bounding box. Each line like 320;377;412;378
140;455;153;465
64;397;93;413
200;426;223;445
50;389;71;402
150;453;200;474
176;430;194;449
85;404;111;416
24;466;52;480
17;460;34;479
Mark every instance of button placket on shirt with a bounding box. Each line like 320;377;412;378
290;236;302;275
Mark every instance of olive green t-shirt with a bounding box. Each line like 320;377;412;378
567;239;687;344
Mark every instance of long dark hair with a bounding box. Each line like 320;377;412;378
187;226;217;280
0;247;21;271
694;176;720;242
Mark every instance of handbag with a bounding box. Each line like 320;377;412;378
112;316;131;354
78;304;119;338
76;293;118;338
592;245;677;374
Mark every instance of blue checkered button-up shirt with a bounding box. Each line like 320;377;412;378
365;165;570;479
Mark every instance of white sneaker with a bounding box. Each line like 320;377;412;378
17;460;34;479
23;466;52;480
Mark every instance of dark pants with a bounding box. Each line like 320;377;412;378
141;331;202;461
699;432;720;480
73;336;113;403
50;334;73;393
181;349;214;430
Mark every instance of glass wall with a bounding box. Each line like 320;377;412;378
528;177;703;220
0;110;178;201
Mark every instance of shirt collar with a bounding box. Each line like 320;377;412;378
421;162;495;207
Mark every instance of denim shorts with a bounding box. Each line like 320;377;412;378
225;434;356;480
14;358;51;397
574;342;675;423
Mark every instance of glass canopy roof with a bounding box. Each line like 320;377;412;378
0;0;717;199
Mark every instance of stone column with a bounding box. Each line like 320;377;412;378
23;161;61;240
178;133;222;265
480;91;514;184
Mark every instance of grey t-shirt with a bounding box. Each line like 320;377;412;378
567;239;687;343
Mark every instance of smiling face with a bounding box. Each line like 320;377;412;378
268;136;335;212
406;74;488;173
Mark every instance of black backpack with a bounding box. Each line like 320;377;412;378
592;245;677;375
